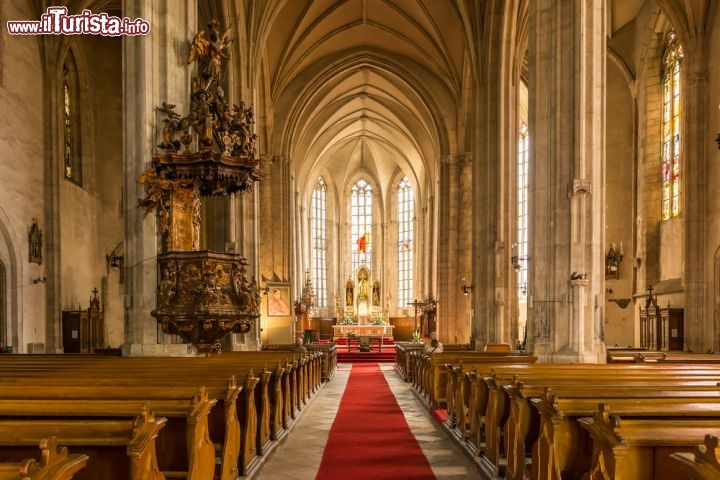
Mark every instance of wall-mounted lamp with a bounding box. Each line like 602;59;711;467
105;242;124;283
605;242;623;279
106;251;123;271
511;243;528;272
461;276;473;296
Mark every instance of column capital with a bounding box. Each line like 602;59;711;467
570;178;593;197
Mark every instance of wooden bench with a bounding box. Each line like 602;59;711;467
0;438;88;480
410;351;537;407
0;385;218;480
670;434;720;480
0;359;243;478
0;409;165;480
393;342;425;381
478;365;720;478
579;404;720;480
437;362;720;478
0;351;325;478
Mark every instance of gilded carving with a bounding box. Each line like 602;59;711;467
158;261;178;307
142;19;263;354
153;252;261;353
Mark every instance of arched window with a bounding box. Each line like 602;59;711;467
311;177;327;307
661;30;682;220
397;177;414;307
351;179;372;274
63;50;82;185
516;123;529;302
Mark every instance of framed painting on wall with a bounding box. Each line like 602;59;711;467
267;284;291;317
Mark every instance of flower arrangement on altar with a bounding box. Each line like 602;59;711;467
411;330;423;343
339;315;356;325
370;313;387;325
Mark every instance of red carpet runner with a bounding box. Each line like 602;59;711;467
316;363;436;480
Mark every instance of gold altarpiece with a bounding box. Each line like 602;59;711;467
139;20;263;354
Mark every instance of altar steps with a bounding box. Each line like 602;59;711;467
336;350;396;363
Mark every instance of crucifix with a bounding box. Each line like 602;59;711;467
407;298;437;335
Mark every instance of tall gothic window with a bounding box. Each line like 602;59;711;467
516;123;529;302
311;177;327;307
63;51;82;185
397;177;414;307
351;179;372;274
662;30;682;220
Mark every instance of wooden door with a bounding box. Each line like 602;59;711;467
61;311;81;353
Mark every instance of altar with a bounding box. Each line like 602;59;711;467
332;324;394;340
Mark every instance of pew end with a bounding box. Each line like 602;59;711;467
0;437;88;480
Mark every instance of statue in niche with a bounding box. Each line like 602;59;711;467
372;281;381;307
345;280;354;306
28;219;42;265
357;269;369;300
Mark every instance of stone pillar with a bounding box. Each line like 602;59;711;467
471;0;511;348
122;0;196;356
527;0;606;363
682;54;709;354
437;154;473;345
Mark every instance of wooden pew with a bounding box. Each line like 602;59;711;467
478;365;720;479
0;409;165;480
412;351;537;408
307;343;337;382
0;438;88;480
502;381;720;480
671;434;720;480
394;342;425;382
0;351;322;478
0;365;236;479
455;363;720;478
579;404;720;480
0;387;216;480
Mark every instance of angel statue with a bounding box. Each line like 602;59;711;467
187;19;233;88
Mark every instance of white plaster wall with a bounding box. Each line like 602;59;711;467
0;2;46;352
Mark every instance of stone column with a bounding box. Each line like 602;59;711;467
682;53;709;354
527;0;606;363
122;0;196;356
472;0;511;348
437;154;472;344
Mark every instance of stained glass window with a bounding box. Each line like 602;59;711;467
351;179;372;274
62;54;82;185
517;123;529;302
397;177;414;307
63;68;72;179
311;177;327;307
662;30;682;220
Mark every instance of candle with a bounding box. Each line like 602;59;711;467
619;241;623;255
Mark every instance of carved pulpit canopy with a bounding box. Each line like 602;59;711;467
138;19;264;354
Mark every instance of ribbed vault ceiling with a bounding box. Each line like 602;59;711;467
260;0;468;201
255;0;649;202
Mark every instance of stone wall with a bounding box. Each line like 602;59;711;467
0;2;46;352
